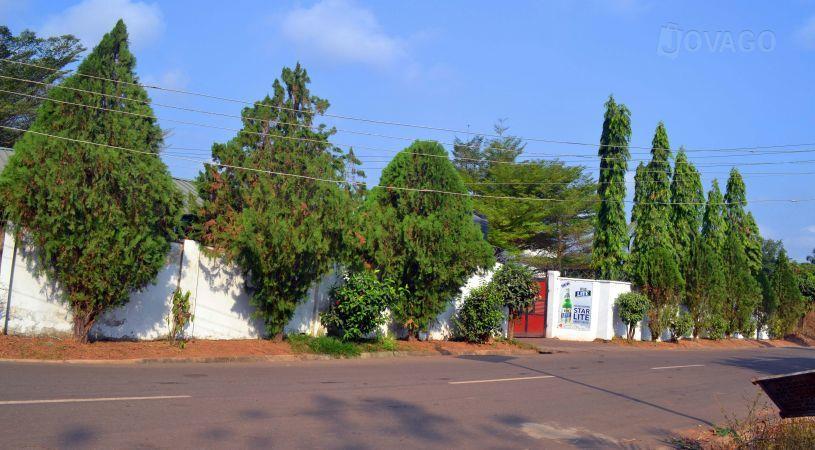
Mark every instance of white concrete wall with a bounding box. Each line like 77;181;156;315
545;270;632;342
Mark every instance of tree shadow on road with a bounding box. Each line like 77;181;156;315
715;354;815;376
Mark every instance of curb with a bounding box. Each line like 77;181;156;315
0;348;541;365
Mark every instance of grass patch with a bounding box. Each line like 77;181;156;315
286;334;403;358
287;335;360;358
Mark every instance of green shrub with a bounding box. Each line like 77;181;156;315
287;334;361;358
706;315;728;340
616;292;650;341
490;262;537;339
168;288;192;346
454;284;504;343
321;270;405;341
663;305;693;342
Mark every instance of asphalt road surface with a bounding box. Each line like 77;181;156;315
0;344;813;449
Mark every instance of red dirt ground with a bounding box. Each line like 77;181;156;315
604;337;803;350
0;335;534;361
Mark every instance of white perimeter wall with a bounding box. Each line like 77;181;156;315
545;270;634;342
0;232;490;340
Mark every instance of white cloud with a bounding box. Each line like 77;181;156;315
805;225;815;234
799;15;815;49
280;0;407;68
143;68;189;90
40;0;164;51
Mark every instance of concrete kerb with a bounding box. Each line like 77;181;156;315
0;348;543;365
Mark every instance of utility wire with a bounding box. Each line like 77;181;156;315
3;125;813;206
3;57;814;155
4;88;815;175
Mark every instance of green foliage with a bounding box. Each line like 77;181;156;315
701;180;727;255
769;249;807;338
465;163;596;270
721;232;761;336
640;245;685;341
793;261;815;304
454;284;504;343
287;334;361;358
706;315;728;340
195;64;353;338
684;240;727;338
592;95;632;280
670;149;704;270
615;291;650;341
361;140;494;338
663;305;693;342
490;262;537;318
629;123;684;341
452;121;524;182
0;21;182;342
0;26;85;147
168;288;192;345
321;270;405;341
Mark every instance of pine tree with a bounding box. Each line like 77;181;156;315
0;21;182;341
362;140;494;339
744;212;763;276
195;64;353;339
629;123;683;340
670;149;704;269
592;95;631;280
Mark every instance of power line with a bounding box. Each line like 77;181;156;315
5;88;815;175
3;125;813;206
3;57;815;155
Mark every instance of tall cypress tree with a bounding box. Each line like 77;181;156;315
362;140;494;339
722;168;761;335
196;64;353;339
592;95;631;280
744;212;763;276
629;123;682;340
0;21;182;341
770;249;807;337
670;149;704;269
702;180;726;255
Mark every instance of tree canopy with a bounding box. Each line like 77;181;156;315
0;26;85;148
0;20;182;341
362;140;494;339
195;63;353;339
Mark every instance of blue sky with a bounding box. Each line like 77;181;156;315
2;0;814;260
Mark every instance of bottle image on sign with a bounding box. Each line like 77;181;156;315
560;288;572;327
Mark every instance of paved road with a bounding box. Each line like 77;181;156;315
0;345;813;449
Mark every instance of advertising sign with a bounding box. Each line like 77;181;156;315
558;280;592;331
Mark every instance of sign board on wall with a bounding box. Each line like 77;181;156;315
558;280;592;331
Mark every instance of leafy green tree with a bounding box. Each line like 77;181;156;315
452;121;524;183
362;140;494;339
196;63;353;339
629;123;683;340
756;238;783;337
490;261;537;339
0;21;182;342
770;249;807;337
670;149;704;269
454;284;504;343
721;231;761;336
684;240;726;338
470;161;596;269
616;291;650;341
1;26;85;147
702;180;727;255
592;95;631;280
722;168;762;335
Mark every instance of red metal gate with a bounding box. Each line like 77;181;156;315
511;279;547;338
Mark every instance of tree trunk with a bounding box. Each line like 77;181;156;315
72;310;97;343
406;332;417;341
507;312;515;340
272;332;284;343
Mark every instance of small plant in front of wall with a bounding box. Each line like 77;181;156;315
168;288;193;348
